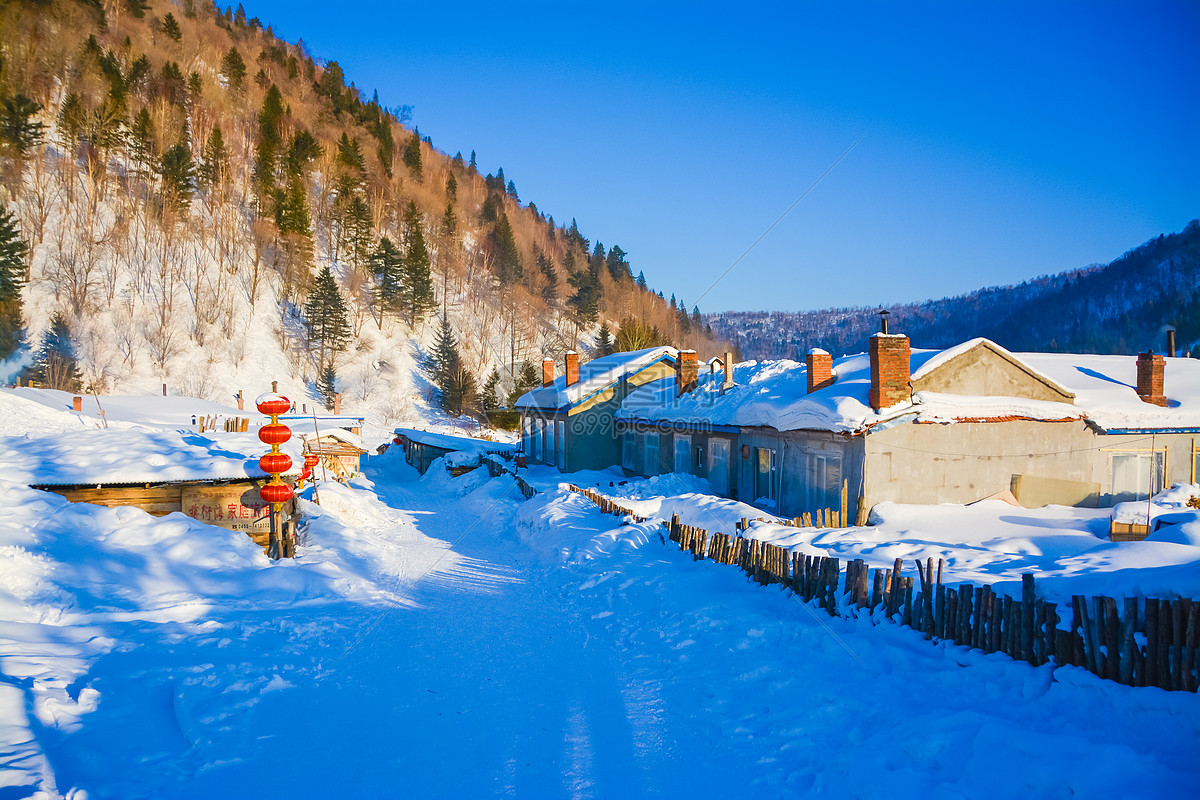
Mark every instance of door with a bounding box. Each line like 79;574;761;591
556;420;566;470
643;432;659;476
674;435;691;474
709;438;730;496
755;447;778;507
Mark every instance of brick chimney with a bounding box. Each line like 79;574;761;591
806;348;833;393
1136;352;1167;406
677;350;698;396
869;334;911;410
542;358;555;388
564;351;579;385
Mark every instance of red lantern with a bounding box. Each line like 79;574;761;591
259;452;292;474
300;467;312;481
256;394;291;416
392;436;403;445
260;482;294;504
258;423;292;445
304;453;320;469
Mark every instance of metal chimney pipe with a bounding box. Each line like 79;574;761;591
1167;329;1176;357
879;310;890;335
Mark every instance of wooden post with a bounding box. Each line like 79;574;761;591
1184;600;1198;693
1171;598;1184;691
1158;599;1171;689
1021;574;1036;664
840;479;848;527
1121;597;1138;685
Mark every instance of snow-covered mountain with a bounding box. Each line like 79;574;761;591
0;0;726;439
712;219;1200;360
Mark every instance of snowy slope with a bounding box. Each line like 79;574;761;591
2;454;1197;797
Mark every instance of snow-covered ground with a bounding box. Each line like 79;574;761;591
553;469;1200;602
2;393;1199;797
0;453;1195;797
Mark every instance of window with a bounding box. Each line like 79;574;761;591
1111;451;1165;503
622;431;635;470
556;420;566;470
806;453;842;511
673;435;691;474
533;418;544;461
545;420;555;467
644;431;660;476
755;447;778;507
709;439;730;495
522;416;532;456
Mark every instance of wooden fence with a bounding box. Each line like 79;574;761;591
566;485;1199;693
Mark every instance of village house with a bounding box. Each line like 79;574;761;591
614;334;1199;523
516;346;680;472
6;428;303;550
393;428;516;475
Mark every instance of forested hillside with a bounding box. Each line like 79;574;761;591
0;0;725;431
711;220;1200;361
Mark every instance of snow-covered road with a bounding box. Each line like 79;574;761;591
3;452;1198;798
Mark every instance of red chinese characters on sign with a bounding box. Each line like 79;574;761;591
181;486;273;531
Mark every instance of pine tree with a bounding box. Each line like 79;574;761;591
336;132;366;177
221;47;247;93
304;265;350;369
161;12;182;42
369;236;404;321
402;132;421;176
340;194;373;271
27;313;82;391
0;95;45;158
0;210;28;360
441;202;457;238
129;107;154;178
446;173;457;200
636;271;647;290
509;360;539;407
199;126;228;188
440;356;476;416
160;143;196;210
606;245;630;282
480;367;501;412
277;173;312;236
317;363;338;410
537;250;558;303
489;212;522;285
429;315;458;388
402;201;436;324
567;266;600;328
596;322;614;356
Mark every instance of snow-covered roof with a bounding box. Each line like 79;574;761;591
3;429;304;487
305;427;367;451
394;428;516;455
516;346;679;411
617;338;1200;434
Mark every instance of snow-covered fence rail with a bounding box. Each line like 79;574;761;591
566;485;1200;693
483;454;540;500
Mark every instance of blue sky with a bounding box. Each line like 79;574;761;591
244;1;1198;313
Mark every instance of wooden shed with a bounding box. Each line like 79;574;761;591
302;427;368;482
6;428;303;552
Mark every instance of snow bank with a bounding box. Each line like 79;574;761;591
1;428;304;486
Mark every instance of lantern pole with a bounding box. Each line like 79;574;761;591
257;381;295;560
